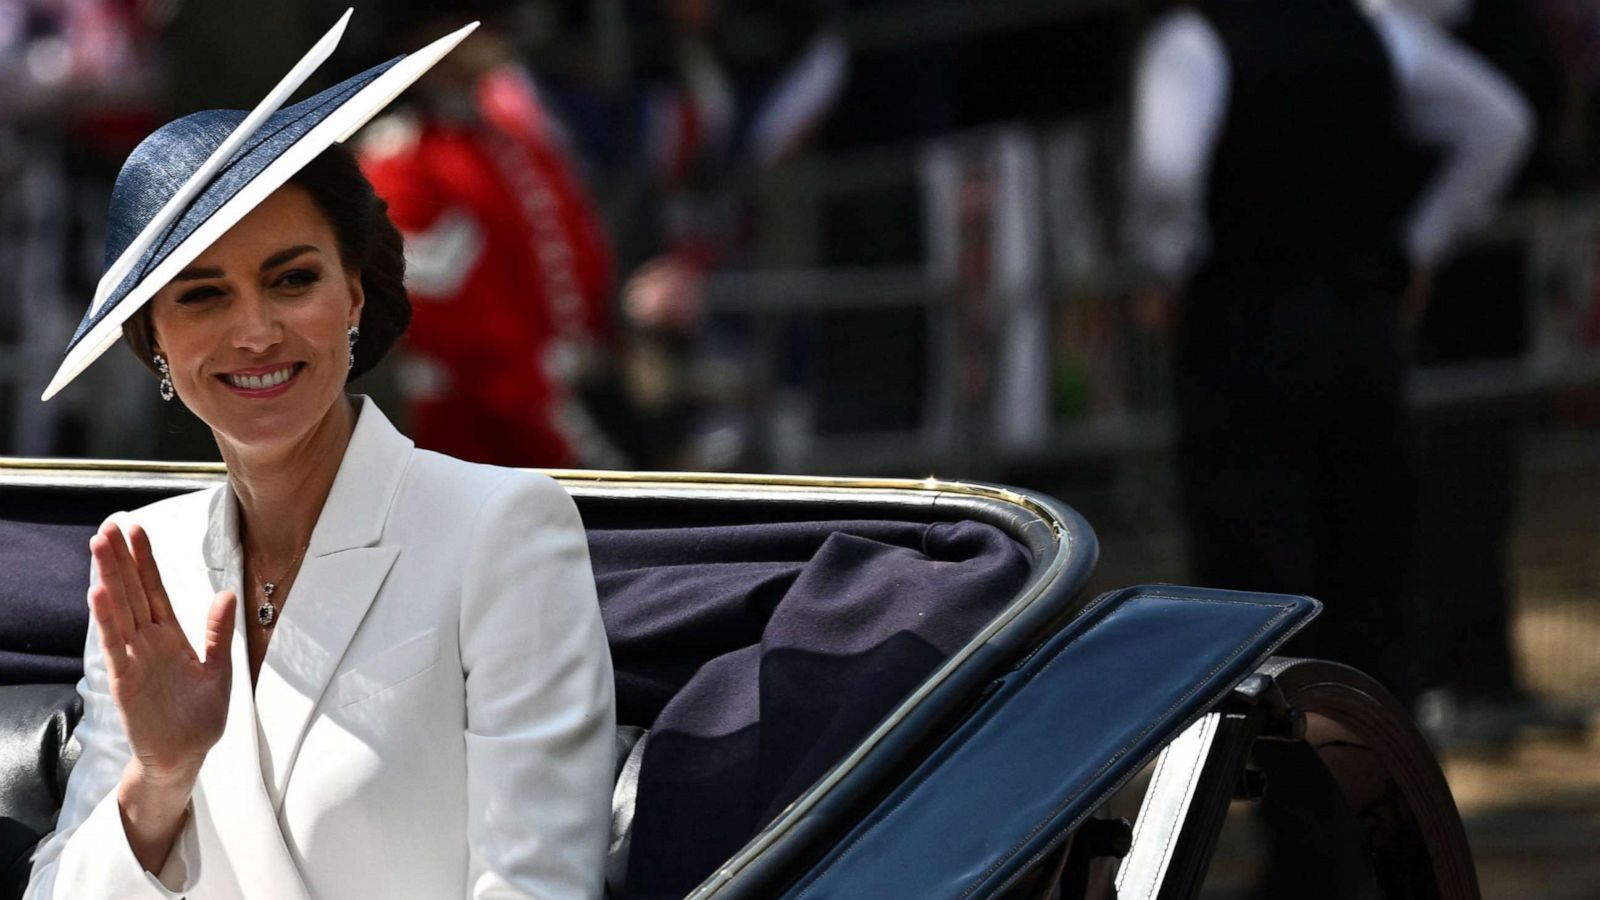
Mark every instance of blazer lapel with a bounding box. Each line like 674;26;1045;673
183;486;314;900
254;546;399;806
252;398;414;809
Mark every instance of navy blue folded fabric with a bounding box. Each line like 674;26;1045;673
591;520;1030;899
0;522;94;686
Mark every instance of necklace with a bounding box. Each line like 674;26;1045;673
252;542;309;628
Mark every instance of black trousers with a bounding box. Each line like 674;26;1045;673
1414;414;1518;696
1174;267;1418;703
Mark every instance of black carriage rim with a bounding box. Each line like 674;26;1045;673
1122;657;1479;900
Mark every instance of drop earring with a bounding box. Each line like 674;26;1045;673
153;354;175;402
347;325;360;371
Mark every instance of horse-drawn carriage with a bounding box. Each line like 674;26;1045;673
0;458;1476;898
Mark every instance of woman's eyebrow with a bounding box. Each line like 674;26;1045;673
172;265;224;282
171;245;321;282
260;244;320;271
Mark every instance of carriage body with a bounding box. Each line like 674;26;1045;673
0;459;1475;899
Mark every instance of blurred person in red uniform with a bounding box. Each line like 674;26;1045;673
359;15;625;469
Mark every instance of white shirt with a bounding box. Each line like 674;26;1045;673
1126;1;1533;284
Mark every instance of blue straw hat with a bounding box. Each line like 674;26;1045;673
42;10;477;401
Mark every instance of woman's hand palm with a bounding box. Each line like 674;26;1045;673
109;605;229;769
90;522;236;780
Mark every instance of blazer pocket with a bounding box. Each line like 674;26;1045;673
333;629;440;708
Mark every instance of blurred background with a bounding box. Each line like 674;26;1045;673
1;0;1598;895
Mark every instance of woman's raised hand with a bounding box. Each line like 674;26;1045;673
88;521;236;784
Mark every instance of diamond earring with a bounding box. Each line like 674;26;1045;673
153;354;175;402
346;325;359;372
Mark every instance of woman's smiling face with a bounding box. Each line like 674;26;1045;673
149;183;363;452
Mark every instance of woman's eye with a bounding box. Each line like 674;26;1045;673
276;268;321;290
177;286;223;305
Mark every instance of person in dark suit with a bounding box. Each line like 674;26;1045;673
1126;0;1532;704
1127;2;1532;895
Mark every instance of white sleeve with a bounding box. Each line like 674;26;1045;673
1374;6;1534;267
459;473;616;900
747;31;850;168
1125;10;1230;285
402;207;485;299
25;526;199;900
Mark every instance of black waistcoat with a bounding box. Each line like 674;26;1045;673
1197;0;1409;287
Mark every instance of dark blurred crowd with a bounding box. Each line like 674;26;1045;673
3;0;1600;759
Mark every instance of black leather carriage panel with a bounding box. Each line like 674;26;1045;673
0;685;82;898
783;585;1318;900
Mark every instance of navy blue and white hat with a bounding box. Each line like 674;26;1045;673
41;10;477;401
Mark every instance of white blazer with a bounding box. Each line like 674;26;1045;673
27;398;616;900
